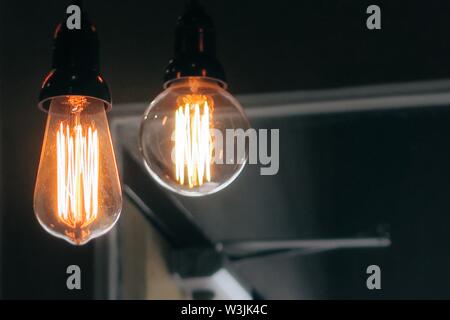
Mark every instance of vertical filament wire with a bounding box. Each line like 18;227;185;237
175;95;212;188
56;119;99;228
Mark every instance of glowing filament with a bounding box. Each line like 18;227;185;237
56;121;99;228
175;95;213;188
66;96;88;112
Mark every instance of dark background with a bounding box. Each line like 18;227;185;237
1;0;450;299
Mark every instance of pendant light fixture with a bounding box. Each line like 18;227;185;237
140;0;251;196
34;2;122;245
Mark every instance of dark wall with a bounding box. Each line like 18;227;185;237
288;108;450;299
1;0;450;298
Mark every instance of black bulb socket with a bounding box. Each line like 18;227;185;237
38;7;111;112
164;1;226;89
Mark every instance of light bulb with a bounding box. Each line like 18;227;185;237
140;77;250;196
34;96;122;245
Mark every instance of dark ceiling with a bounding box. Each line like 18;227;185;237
2;0;450;299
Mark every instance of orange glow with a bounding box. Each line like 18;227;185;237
174;94;213;188
41;70;55;89
66;96;88;111
56;97;99;228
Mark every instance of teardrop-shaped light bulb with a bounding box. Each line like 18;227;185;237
34;95;122;245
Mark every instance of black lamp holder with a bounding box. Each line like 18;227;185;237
164;0;226;88
38;1;111;112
